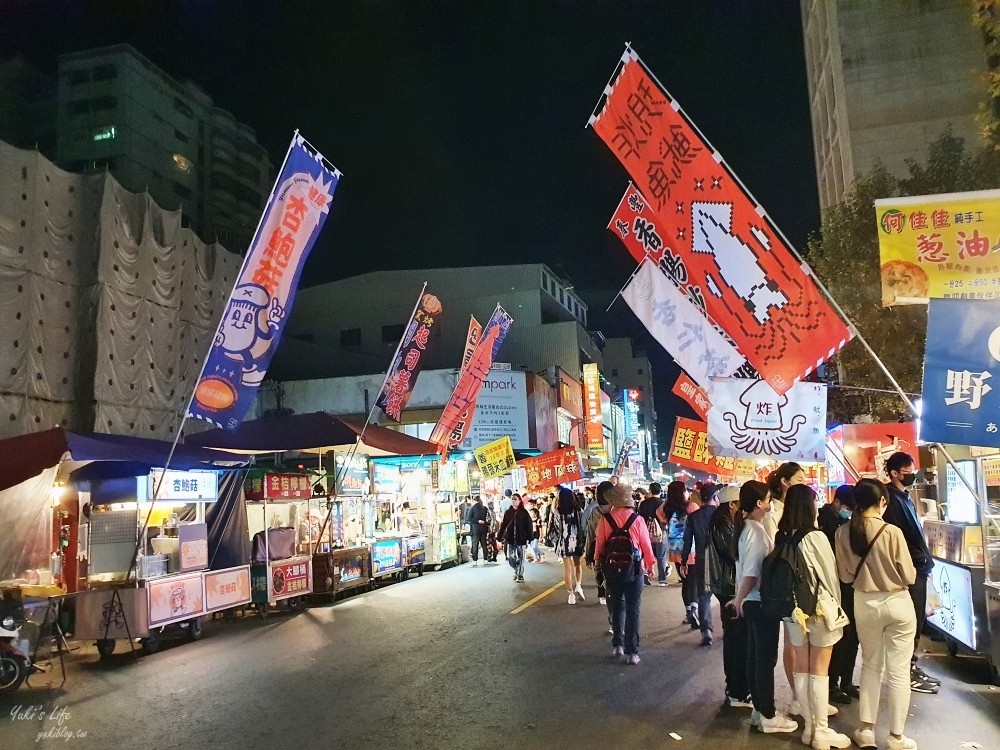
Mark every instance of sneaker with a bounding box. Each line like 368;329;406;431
811;726;852;749
912;666;940;686
658;581;667;587
688;605;700;629
750;709;762;730
699;635;713;647
607;625;614;634
886;734;917;750
568;592;576;605
574;585;585;602
598;596;607;605
760;712;798;734
626;654;640;665
910;675;938;694
843;684;860;699
728;695;754;708
852;728;876;750
611;646;624;658
517;576;525;582
829;687;851;705
644;575;652;586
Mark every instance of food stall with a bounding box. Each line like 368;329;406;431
310;453;373;599
245;471;318;616
925;446;1000;682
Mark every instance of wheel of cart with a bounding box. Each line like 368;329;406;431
185;617;204;641
96;638;116;659
947;637;960;658
140;628;161;655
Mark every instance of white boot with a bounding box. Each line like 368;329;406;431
810;676;851;750
794;673;812;746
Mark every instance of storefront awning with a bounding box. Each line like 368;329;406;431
0;428;252;492
186;412;440;458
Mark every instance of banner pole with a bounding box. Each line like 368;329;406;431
605;259;645;312
314;282;427;544
125;133;300;582
586;43;632;127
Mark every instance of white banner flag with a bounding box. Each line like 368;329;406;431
622;259;742;387
707;379;827;462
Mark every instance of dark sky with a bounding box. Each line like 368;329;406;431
1;0;818;453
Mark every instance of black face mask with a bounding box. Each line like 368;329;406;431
899;473;917;487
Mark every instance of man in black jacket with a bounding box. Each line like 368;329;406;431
682;482;720;646
465;496;491;567
882;451;939;695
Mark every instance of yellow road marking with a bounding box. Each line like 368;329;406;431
510;582;564;615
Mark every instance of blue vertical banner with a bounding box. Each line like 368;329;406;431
920;298;1000;448
188;133;340;428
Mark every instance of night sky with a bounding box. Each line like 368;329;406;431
1;0;817;452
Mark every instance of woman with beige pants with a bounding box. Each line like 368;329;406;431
835;479;918;750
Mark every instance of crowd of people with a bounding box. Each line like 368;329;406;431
461;453;931;749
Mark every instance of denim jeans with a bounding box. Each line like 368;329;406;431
744;600;781;719
511;545;525;578
718;597;749;699
529;539;542;560
652;540;668;582
693;560;713;635
608;573;644;655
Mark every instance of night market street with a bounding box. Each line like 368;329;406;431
3;560;998;750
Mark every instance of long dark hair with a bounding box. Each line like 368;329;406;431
777;484;817;537
849;479;888;557
738;480;769;515
557;486;576;515
768;462;803;502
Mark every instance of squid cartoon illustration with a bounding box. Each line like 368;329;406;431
722;380;806;456
216;283;285;386
691;201;788;324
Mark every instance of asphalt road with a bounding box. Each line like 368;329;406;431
3;556;999;750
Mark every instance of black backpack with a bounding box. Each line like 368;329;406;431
600;512;640;585
760;529;818;620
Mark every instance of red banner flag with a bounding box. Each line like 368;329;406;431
672;372;712;421
592;51;851;395
518;447;584;493
446;317;484;452
667;417;756;479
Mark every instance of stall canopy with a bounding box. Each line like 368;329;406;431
186;412;440;457
0;428;251;492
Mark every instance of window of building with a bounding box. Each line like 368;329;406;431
174;183;193;200
611;369;618;377
92;64;118;82
340;328;362;347
92;126;116;142
637;368;643;375
67;100;89;116
91;95;117;111
67;69;90;86
382;323;405;343
173;98;195;119
174;129;189;143
173;153;193;173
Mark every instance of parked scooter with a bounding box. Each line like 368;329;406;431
0;594;37;695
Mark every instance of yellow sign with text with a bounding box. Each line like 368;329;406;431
474;436;516;480
875;189;1000;306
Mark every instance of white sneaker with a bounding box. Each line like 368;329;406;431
574;585;585;601
658;581;667;587
760;712;798;734
598;596;607;605
607;625;614;634
885;735;917;750
852;728;876;750
751;710;762;730
568;592;576;605
727;696;754;708
811;726;851;750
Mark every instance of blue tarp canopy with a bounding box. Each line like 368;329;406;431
0;428;251;492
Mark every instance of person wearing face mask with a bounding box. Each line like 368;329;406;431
835;479;918;750
881;451;938;695
821;485;860;704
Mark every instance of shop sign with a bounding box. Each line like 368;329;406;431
518;447;583;493
984;456;1000;486
334;454;369;495
336;552;366;584
149;470;218;501
439;461;456;492
329;502;345;542
371;464;401;494
927;559;976;649
583;364;605;451
268;560;310;598
875;189;1000;305
178;523;209;572
405;536;426;566
147;573;205;627
439;522;457;561
431;459;440;490
921;298;1000;448
371;538;403;574
460;369;530;451
204;566;252;612
668;417;756;478
245;473;312;501
474;436;517;479
455;459;470;493
555;367;584;420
